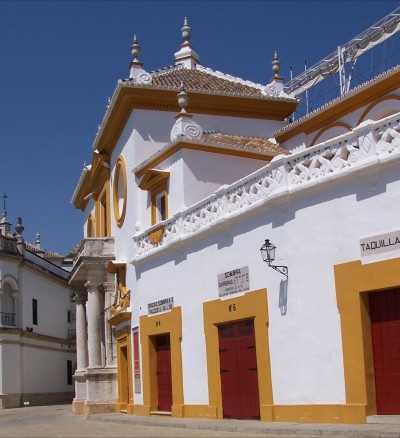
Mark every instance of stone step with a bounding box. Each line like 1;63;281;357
150;411;172;417
367;415;400;424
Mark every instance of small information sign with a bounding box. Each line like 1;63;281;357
218;266;250;297
148;297;174;315
360;230;400;258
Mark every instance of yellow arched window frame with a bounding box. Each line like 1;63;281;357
113;156;128;228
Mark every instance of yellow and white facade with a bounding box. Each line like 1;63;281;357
70;20;400;423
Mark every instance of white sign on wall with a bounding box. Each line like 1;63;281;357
148;297;174;315
360;230;400;258
218;266;250;297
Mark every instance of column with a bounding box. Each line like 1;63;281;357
103;272;117;366
75;291;88;371
85;280;103;368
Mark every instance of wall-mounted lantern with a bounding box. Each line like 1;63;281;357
260;239;288;278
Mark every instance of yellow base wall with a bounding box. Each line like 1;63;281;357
273;404;367;424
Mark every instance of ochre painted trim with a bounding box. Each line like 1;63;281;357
151;189;168;225
108;311;131;326
139;307;183;416
310;122;352;147
357;95;400;125
135;142;273;178
138;169;170;191
334;256;400;420
273;404;366;424
95;180;112;238
276;68;400;142
116;326;133;412
148;225;165;245
113;155;127;228
203;289;273;421
95;87;297;158
182;405;218;419
133;404;151;416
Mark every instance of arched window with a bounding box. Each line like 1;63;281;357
87;214;95;238
0;281;16;326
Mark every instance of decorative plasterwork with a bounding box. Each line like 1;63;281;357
132;112;400;261
107;261;130;316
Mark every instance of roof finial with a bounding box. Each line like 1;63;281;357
0;191;11;236
170;85;203;142
272;51;281;78
128;34;152;85
262;51;286;97
2;192;7;219
15;217;24;236
181;17;192;42
174;17;200;69
130;34;141;62
177;82;189;113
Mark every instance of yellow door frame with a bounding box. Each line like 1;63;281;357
116;326;133;412
203;289;274;421
334;256;400;423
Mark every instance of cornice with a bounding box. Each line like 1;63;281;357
135;136;276;178
94;86;298;157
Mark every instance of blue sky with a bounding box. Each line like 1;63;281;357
0;0;399;256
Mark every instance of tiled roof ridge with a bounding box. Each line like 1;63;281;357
150;64;184;76
92;66;297;151
135;131;287;174
274;64;400;136
204;132;275;141
196;65;266;91
25;241;62;258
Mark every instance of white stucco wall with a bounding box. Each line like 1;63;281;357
18;269;73;339
129;154;400;405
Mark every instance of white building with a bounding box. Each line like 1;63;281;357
0;208;76;408
70;17;400;423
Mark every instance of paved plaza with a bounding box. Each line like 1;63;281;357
0;404;399;437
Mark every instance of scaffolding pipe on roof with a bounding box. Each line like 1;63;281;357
284;7;400;97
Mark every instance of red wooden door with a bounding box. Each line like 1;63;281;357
156;334;172;411
370;289;400;414
218;319;260;419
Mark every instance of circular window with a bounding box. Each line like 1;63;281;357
113;156;127;227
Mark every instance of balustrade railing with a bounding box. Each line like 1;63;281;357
67;329;76;340
133;113;400;259
0;312;16;327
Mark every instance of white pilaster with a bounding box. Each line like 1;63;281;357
75;291;88;371
85;280;103;368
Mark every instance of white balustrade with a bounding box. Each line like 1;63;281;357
133;113;400;260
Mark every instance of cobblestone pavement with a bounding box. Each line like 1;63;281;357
1;404;399;438
0;404;270;438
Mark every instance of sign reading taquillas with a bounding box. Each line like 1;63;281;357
360;230;400;258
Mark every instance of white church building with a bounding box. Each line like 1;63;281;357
0;207;76;408
70;13;400;423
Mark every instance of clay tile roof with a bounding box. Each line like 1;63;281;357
201;132;289;156
152;66;265;98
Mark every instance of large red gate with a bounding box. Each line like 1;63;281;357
156;334;172;411
369;288;400;414
218;319;260;419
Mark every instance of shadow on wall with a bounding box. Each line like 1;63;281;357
279;278;288;316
